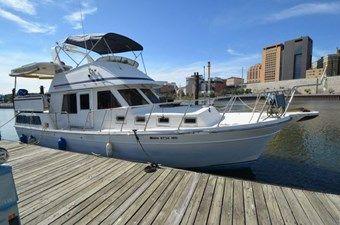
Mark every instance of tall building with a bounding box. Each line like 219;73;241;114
316;48;340;76
281;36;313;80
186;73;204;97
247;63;262;83
260;44;283;82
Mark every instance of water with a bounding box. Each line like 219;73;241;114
1;100;339;194
0;108;17;141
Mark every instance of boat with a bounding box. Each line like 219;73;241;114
9;32;321;170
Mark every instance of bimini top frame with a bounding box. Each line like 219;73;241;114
64;33;143;55
54;32;148;73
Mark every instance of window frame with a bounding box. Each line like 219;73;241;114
79;93;90;110
61;93;77;114
97;90;121;110
140;89;160;104
118;89;149;106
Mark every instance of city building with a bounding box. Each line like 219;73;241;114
210;77;226;96
186;73;205;97
306;68;324;79
154;81;178;99
260;44;283;82
225;77;244;87
247;63;262;83
281;36;313;80
316;48;340;77
0;95;4;103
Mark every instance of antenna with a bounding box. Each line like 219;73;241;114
79;0;88;53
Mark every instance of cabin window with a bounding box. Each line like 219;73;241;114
140;89;160;103
62;93;77;114
116;116;125;122
97;91;121;109
80;94;90;110
118;89;148;106
184;117;197;124
16;115;41;125
158;117;169;123
135;116;146;123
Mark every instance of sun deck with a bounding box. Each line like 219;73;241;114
1;140;338;225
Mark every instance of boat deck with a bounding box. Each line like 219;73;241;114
1;140;339;225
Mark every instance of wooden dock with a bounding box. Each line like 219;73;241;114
1;140;339;225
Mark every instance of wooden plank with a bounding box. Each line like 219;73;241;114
220;178;233;225
121;170;178;225
243;181;258;225
281;187;311;225
37;163;140;225
252;182;270;225
207;177;224;225
303;190;336;225
292;189;323;225
271;186;297;225
151;172;192;225
17;157;100;203
326;194;340;211
20;160;127;224
137;172;185;225
262;184;284;225
194;175;217;225
19;159;118;211
16;155;98;197
13;153;80;180
83;169;157;224
75;164;152;225
164;173;200;225
314;193;340;222
60;164;144;225
233;179;245;225
14;153;87;186
105;169;172;225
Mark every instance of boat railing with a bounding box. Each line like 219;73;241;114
47;68;327;132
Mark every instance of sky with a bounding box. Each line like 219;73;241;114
0;0;339;94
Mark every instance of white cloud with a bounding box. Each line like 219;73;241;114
227;48;244;56
0;7;55;33
0;0;36;15
148;53;260;87
266;2;340;22
64;2;97;29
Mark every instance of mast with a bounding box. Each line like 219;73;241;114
207;61;211;101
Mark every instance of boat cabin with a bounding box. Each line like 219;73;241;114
10;33;220;132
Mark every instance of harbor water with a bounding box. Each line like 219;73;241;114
1;100;339;194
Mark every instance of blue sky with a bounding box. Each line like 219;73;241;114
0;0;339;93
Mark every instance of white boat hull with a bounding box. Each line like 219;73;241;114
14;117;292;169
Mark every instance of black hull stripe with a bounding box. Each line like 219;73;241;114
54;77;154;88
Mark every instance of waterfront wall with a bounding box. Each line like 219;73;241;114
246;76;340;94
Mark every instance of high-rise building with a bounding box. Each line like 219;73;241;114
247;63;262;83
316;48;340;76
260;44;283;82
281;36;313;80
186;73;204;97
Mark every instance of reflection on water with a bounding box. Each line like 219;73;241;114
1;99;339;194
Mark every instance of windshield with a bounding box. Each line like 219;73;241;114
118;89;149;106
141;89;160;103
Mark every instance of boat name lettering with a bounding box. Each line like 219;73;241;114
150;136;178;140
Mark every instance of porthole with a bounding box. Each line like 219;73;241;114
135;116;146;123
158;117;169;123
116;116;125;122
184;117;197;124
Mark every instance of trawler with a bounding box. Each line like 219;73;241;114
9;33;319;169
